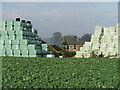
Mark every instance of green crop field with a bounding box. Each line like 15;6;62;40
1;57;120;88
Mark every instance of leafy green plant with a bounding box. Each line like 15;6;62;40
2;57;119;88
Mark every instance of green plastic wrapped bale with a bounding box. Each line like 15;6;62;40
26;23;32;28
7;30;15;36
0;36;8;40
29;49;42;54
0;45;4;49
3;45;11;49
41;50;47;55
42;48;48;51
12;40;20;45
0;49;5;56
11;45;19;49
37;55;42;57
19;45;28;49
13;49;21;57
14;30;23;36
5;49;13;56
28;50;37;54
28;40;41;45
8;36;15;40
1;21;7;26
6;26;13;30
21;55;28;57
32;29;37;34
28;55;37;57
42;44;48;47
19;40;28;45
6;21;14;26
14;21;26;27
4;40;12;45
0;40;5;45
0;31;8;36
20;49;29;57
28;45;37;50
27;37;32;40
1;27;6;31
15;36;26;40
14;27;24;31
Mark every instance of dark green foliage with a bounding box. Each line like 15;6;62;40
2;57;119;88
54;53;62;57
63;51;76;57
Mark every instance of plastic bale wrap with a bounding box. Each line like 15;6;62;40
15;36;26;40
12;40;20;45
8;36;15;40
11;45;19;49
20;49;29;57
19;44;28;49
0;40;5;45
0;36;8;40
5;49;13;56
4;40;12;45
1;20;49;57
0;30;8;36
13;49;21;57
0;49;5;56
3;45;11;49
7;30;15;36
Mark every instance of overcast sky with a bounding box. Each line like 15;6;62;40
2;2;118;38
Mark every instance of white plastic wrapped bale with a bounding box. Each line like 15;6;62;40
100;46;107;53
94;26;103;35
108;27;116;35
103;27;109;35
83;52;91;58
47;54;55;58
92;43;100;50
59;56;63;58
75;51;82;58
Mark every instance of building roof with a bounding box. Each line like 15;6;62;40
63;40;85;45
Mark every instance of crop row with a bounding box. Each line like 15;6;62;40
1;57;119;88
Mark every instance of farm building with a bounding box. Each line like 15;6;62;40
75;24;120;58
0;18;49;57
62;35;85;52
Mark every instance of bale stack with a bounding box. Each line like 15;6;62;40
75;24;120;58
0;18;48;57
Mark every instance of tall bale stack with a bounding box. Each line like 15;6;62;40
0;18;48;57
75;24;120;58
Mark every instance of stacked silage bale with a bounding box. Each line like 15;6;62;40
0;18;48;57
75;24;119;58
